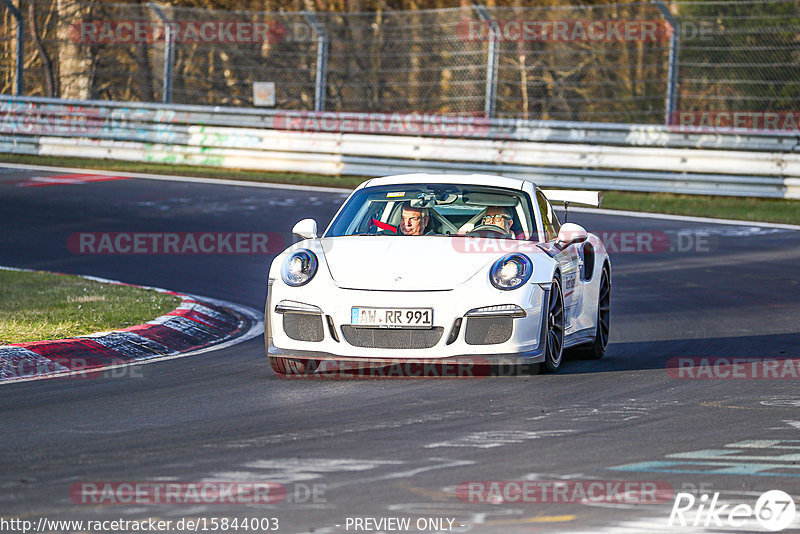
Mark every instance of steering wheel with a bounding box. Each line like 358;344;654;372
466;224;511;237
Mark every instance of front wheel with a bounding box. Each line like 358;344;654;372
541;276;565;373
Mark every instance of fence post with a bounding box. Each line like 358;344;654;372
474;5;498;119
654;0;679;126
303;11;328;112
2;0;24;96
149;3;175;104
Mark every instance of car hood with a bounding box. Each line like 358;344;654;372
319;236;540;291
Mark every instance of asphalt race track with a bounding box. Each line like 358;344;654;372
1;165;799;534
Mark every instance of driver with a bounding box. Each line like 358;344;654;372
482;207;515;238
400;203;430;236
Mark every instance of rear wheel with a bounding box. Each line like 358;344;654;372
573;267;610;360
541;276;565;373
268;356;318;376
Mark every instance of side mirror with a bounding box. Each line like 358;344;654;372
292;218;318;241
557;223;588;248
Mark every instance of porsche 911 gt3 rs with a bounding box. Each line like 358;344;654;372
265;173;610;375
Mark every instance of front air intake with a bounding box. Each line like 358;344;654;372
283;313;324;342
341;326;443;349
464;316;512;345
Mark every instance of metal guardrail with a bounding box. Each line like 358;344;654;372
1;95;799;199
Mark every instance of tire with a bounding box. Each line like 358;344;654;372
541;276;565;373
572;266;611;360
268;356;318;376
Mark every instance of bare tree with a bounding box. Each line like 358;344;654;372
56;0;92;99
27;0;57;96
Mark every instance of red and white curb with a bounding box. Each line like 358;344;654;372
0;267;263;383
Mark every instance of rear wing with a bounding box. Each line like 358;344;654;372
542;189;603;208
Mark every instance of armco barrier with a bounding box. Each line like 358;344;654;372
1;95;799;199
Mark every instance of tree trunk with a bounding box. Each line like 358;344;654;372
28;0;57;97
133;2;155;101
56;0;92;99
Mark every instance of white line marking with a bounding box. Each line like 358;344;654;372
425;430;574;449
326;458;475;490
2;161;798;229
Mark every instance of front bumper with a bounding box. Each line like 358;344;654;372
266;279;549;365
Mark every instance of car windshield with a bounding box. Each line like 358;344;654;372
325;184;537;240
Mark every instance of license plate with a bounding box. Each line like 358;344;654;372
351;307;433;328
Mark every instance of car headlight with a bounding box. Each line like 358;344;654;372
281;249;318;287
490;253;533;290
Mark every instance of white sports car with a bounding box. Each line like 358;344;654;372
265;173;610;375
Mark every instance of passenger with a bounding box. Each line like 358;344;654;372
482;207;515;238
399;203;430;236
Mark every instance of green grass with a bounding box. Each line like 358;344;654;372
0;269;182;344
601;191;800;225
2;153;799;225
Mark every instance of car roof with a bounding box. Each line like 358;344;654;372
360;173;531;191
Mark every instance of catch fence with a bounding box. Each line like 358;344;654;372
1;1;798;124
